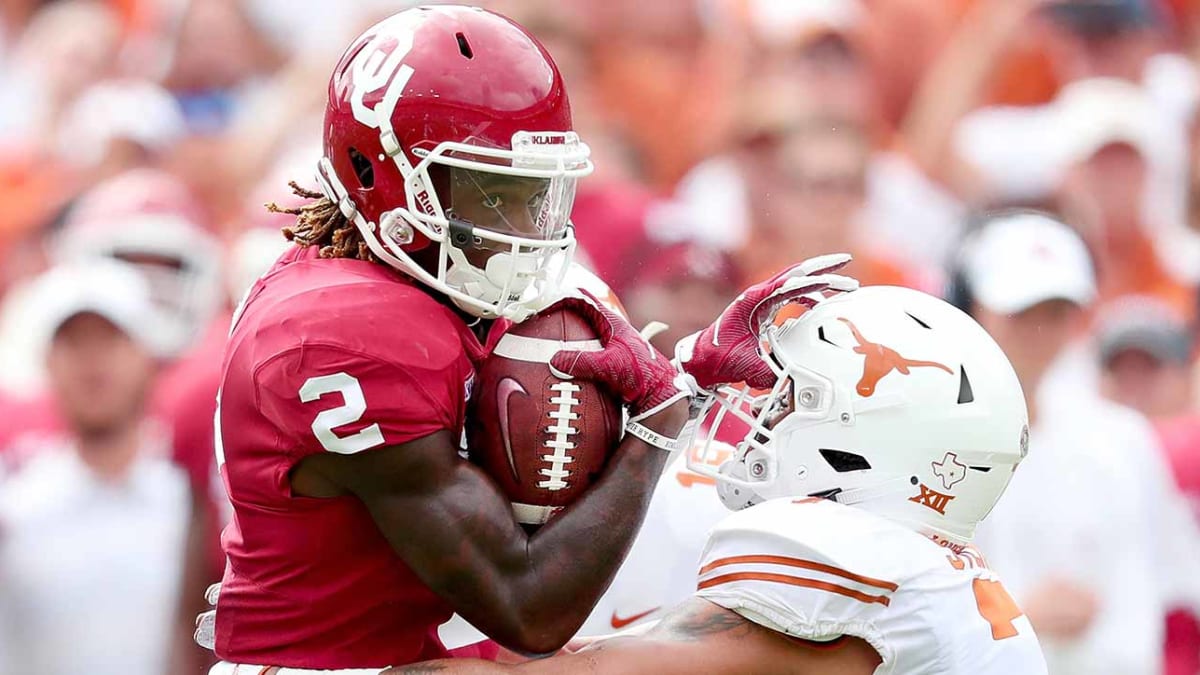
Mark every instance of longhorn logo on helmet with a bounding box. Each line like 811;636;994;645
838;318;953;397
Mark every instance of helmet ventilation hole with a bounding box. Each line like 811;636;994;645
348;147;374;189
456;32;474;59
906;312;932;329
818;449;872;472
957;367;974;404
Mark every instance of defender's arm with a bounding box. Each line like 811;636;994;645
384;598;881;674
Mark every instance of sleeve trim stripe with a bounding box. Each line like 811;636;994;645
698;554;899;592
491;334;603;363
697;571;892;607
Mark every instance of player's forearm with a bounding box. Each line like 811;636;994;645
385;659;512;674
497;400;687;651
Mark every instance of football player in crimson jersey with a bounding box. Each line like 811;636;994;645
398;287;1046;675
201;5;858;672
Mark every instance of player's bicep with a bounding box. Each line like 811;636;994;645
308;431;529;613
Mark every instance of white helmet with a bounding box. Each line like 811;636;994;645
690;286;1029;546
52;170;223;358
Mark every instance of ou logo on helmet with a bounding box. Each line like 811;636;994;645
348;27;418;133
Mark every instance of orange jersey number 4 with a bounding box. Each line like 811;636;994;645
972;578;1023;640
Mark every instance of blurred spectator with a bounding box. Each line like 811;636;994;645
0;261;192;675
1147;105;1200;308
957;211;1200;675
739;0;875;129
1097;296;1194;418
735;115;882;284
162;0;288;228
671;103;926;291
51;168;223;359
620;242;740;356
0;168;221;392
909;0;1200;313
0;0;121;148
1041;0;1164;82
908;0;1195;206
0;167;229;671
1053;79;1196;316
54;79;185;184
162;0;283;126
0;0;123;261
0;144;75;263
1096;296;1200;675
667;3;944;290
580;0;740;190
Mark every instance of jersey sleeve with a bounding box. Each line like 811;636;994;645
694;499;901;644
254;341;467;456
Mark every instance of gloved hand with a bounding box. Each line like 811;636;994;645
550;290;688;421
676;254;859;391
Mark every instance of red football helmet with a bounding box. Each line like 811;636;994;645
52;169;223;358
316;5;592;321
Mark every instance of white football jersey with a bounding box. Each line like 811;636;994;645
576;446;731;637
695;498;1047;674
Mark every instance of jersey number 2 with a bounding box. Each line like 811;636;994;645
300;373;385;454
972;578;1023;640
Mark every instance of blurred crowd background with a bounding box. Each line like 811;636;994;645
2;0;1200;673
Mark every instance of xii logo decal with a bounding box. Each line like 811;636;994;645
909;483;955;515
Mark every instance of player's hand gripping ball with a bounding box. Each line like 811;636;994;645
469;305;623;526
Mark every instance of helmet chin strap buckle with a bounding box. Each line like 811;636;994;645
806;488;844;502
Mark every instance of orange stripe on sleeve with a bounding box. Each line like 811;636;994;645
698;571;892;606
698;555;899;592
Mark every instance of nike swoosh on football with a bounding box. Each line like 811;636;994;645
497;377;529;481
610;607;660;629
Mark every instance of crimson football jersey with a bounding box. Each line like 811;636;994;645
213;246;484;668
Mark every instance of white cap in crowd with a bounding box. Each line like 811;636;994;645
747;0;863;48
1053;77;1161;167
56;79;185;169
31;260;168;358
961;212;1097;314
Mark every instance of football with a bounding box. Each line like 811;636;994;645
468;307;623;525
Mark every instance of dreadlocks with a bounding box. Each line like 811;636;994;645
269;182;376;261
